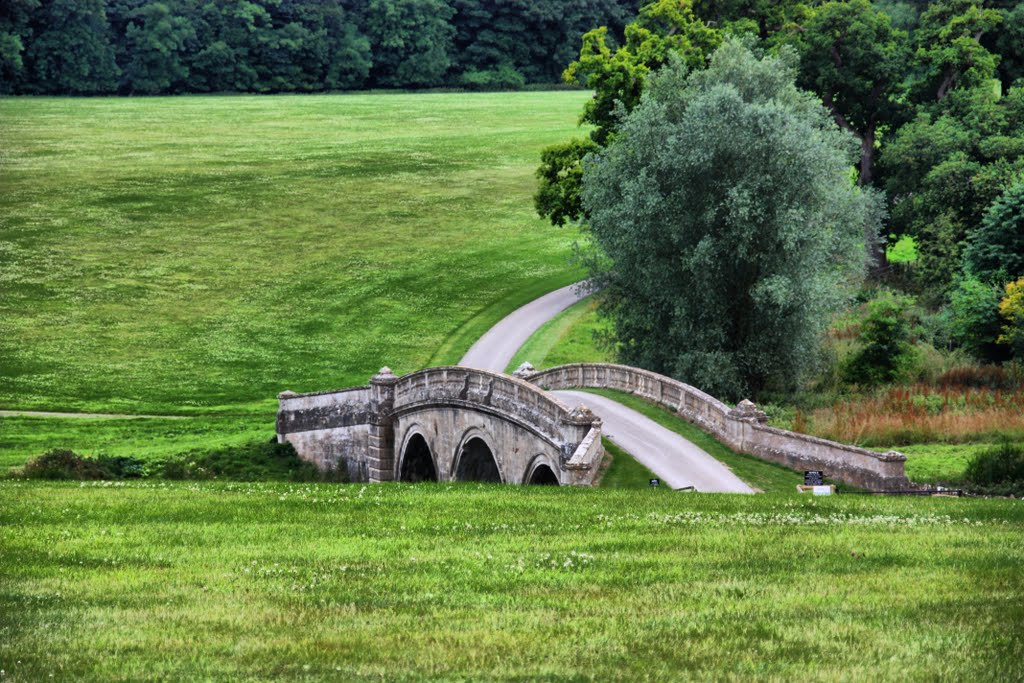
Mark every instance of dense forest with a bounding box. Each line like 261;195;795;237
0;0;640;94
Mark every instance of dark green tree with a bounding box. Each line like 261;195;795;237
23;0;119;94
366;0;455;88
121;2;195;93
580;41;877;399
963;179;1024;283
912;0;1003;103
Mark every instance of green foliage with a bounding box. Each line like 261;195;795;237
366;0;455;88
16;442;344;482
791;0;909;189
964;179;1024;284
457;64;526;91
158;440;345;482
533;137;600;226
581;41;875;400
22;0;119;94
948;275;1007;361
911;0;1003;103
1;1;639;94
881;86;1024;293
19;448;146;480
121;2;195;94
886;234;919;263
963;439;1024;495
999;277;1024;356
844;292;918;386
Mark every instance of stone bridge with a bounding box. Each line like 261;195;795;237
277;363;909;490
276;366;603;486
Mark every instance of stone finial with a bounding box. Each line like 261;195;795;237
371;366;398;384
512;361;537;379
277;390;298;400
729;398;768;423
564;403;596;424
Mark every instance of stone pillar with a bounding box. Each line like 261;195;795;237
367;366;399;482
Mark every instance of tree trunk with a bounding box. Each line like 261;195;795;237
858;128;885;275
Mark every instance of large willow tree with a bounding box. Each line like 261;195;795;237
581;39;880;400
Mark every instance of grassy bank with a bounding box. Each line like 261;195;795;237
0;92;587;461
1;481;1020;681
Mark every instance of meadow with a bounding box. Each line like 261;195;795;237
1;481;1021;681
0;92;588;466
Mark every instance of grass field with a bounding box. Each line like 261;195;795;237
1;481;1021;681
0;92;588;463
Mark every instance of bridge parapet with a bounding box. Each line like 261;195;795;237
519;362;909;491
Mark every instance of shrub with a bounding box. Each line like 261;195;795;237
157;440;348;482
457;65;525;91
998;277;1024;357
843;292;918;386
963;440;1024;496
20;449;147;480
948;275;1006;361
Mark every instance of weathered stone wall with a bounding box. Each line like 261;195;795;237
276;386;373;481
276;366;603;486
522;363;909;490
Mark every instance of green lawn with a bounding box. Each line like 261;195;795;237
599;437;658;488
0;92;588;463
1;481;1021;681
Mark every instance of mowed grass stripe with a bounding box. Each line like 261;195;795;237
0;92;588;419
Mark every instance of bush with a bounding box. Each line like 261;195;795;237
843;292;918;386
20;449;148;480
457;65;526;91
999;277;1024;357
157;441;348;482
948;275;1006;362
963;440;1024;496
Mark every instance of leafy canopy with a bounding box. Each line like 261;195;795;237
580;39;877;400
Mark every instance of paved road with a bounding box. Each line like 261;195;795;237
554;391;752;493
459;281;589;372
461;281;752;493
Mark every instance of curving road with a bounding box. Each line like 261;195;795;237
461;282;753;493
459;282;589;373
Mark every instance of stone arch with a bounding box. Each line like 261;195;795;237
398;431;438;483
524;455;560;486
453;430;502;483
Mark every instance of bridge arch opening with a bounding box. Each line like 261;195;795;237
400;433;438;483
528;464;559;486
455;437;501;483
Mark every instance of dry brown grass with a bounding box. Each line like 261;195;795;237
806;385;1024;446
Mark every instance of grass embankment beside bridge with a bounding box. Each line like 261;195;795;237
1;481;1020;681
0;92;589;467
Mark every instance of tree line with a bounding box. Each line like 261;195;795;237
0;0;640;95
